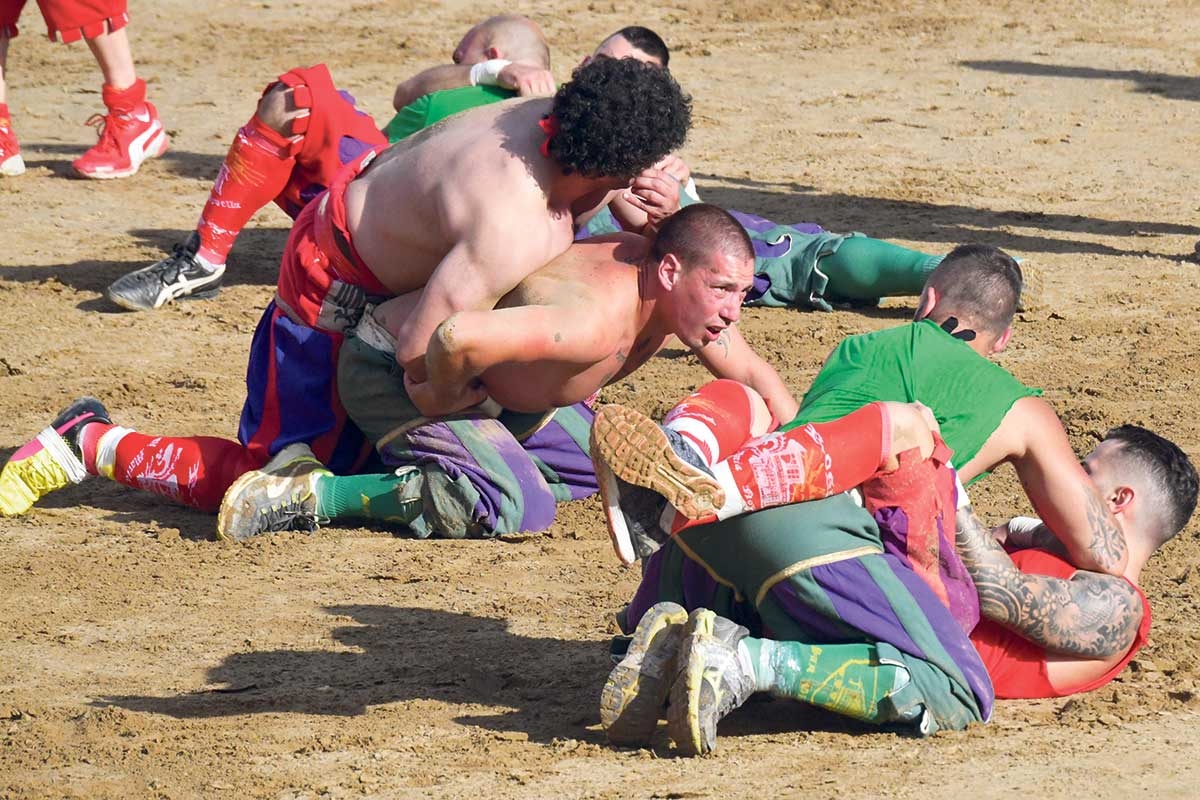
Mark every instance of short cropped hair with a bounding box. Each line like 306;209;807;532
924;244;1022;335
651;204;754;268
549;57;691;181
615;26;670;67
1104;425;1199;545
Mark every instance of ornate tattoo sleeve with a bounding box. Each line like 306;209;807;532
955;505;1143;659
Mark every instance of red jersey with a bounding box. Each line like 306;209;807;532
968;548;1151;699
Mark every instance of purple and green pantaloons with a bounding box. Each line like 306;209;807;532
337;324;597;538
627;492;993;731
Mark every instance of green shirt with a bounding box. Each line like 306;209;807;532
790;319;1041;477
381;84;515;143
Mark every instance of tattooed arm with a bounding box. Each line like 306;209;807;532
694;325;799;423
961;396;1127;576
956;504;1143;658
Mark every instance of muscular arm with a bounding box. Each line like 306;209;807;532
418;305;615;414
693;325;799;423
955;504;1143;659
961;396;1127;575
392;215;559;382
392;65;473;111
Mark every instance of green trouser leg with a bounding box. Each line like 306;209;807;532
821;237;943;301
741;637;905;724
312;471;420;525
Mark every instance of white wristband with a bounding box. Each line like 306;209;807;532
1007;516;1044;536
469;59;512;87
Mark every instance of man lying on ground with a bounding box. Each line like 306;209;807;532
0;57;691;521
593;243;1125;576
598;413;1194;754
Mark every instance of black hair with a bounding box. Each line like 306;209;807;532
548;56;691;181
1104;425;1199;544
614;26;670;67
924;244;1022;335
652;203;753;267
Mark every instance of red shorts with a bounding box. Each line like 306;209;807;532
238;148;390;474
267;64;388;218
1;0;128;42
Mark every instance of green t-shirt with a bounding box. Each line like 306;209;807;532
381;84;515;143
789;319;1041;476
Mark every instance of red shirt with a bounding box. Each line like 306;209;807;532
968;548;1151;699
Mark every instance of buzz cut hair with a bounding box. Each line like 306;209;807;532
651;203;754;268
924;244;1023;335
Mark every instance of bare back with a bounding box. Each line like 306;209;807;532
344;98;575;296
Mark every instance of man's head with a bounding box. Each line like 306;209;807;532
586;26;671;68
650;204;756;349
547;56;691;182
1084;425;1199;551
453;15;551;69
917;244;1023;353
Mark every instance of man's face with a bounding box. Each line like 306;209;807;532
581;34;662;68
452;25;490;64
667;251;754;349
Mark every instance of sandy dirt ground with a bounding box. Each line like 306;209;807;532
2;0;1200;797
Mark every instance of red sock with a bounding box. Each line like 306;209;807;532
670;403;889;535
102;78;147;115
84;424;261;512
195;115;296;266
662;379;768;465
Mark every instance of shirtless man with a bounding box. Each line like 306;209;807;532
215;204;799;541
0;57;691;521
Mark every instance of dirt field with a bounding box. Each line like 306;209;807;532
3;0;1200;797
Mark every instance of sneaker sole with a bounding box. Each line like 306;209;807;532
667;609;718;757
600;602;688;747
73;127;169;180
591;405;724;520
215;442;320;542
592;453;638;566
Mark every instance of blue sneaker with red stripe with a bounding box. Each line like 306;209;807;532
0;397;110;516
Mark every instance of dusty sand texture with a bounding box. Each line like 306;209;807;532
2;0;1200;797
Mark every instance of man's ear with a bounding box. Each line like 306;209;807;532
658;252;683;290
1110;485;1135;513
992;325;1014;354
485;46;502;60
915;286;937;320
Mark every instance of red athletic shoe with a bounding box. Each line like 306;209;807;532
0;117;25;177
72;101;169;179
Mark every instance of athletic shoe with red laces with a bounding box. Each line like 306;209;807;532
72;101;168;179
0;117;25;177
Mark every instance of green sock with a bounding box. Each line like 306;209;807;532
821;236;943;301
739;637;902;723
312;470;421;525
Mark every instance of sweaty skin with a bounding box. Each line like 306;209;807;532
372;232;798;420
343;98;625;379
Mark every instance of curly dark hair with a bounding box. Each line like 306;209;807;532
547;56;691;181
